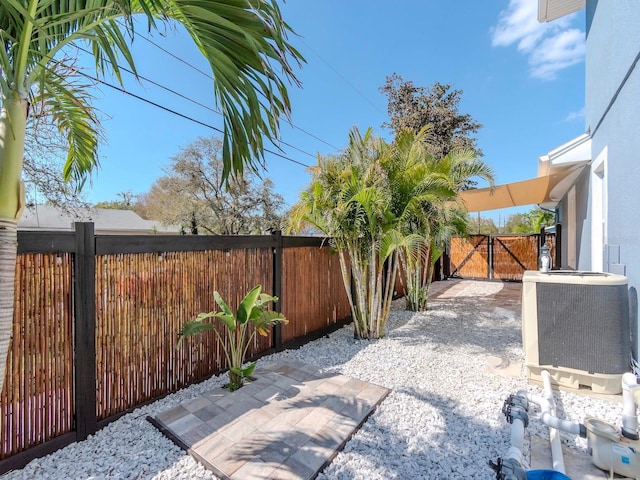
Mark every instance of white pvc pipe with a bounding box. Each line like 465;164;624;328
541;370;566;474
517;392;583;436
621;372;640;437
505;419;526;467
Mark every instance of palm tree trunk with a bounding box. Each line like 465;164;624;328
0;221;17;394
420;244;433;311
0;93;28;394
368;242;378;338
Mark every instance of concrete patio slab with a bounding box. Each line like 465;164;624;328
530;435;609;479
149;360;390;480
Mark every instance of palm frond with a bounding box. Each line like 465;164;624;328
2;0;303;184
35;61;100;183
168;0;304;179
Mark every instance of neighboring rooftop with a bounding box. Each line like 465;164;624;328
18;205;179;235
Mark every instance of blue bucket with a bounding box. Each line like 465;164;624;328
526;470;572;480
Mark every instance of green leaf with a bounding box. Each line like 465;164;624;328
252;311;287;336
177;320;215;348
241;362;256;378
254;293;277;309
214;291;233;316
237;284;262;323
213;312;236;331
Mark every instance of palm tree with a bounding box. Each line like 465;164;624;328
391;128;495;311
0;0;303;393
288;127;408;339
384;128;453;312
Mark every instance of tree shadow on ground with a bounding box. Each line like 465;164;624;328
318;387;515;479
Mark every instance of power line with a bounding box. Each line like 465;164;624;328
75;45;317;160
131;29;340;150
299;38;386;116
135;30;214;80
78;71;313;169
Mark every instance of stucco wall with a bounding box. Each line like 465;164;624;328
585;0;640;356
557;169;589;270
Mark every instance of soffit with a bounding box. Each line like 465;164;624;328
538;0;585;22
538;132;591;176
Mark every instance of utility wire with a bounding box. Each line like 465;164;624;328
75;45;317;160
299;38;386;116
131;29;340;150
79;71;313;169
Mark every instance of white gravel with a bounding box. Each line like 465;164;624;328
3;281;623;480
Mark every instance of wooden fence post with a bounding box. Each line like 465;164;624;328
272;230;283;351
73;222;97;440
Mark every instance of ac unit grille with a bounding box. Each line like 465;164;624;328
536;283;629;374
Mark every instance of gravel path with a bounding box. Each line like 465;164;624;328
3;281;623;480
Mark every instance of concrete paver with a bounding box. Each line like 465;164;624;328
150;359;389;479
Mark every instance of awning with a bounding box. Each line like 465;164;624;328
458;165;586;212
458;133;592;213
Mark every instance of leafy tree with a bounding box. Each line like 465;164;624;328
526;207;555;232
0;1;303;394
94;191;136;210
380;73;483;159
502;213;528;233
466;215;499;235
502;208;555;234
287;126;487;333
136;137;286;235
384;128;456;312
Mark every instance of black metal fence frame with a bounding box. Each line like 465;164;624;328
2;224;350;473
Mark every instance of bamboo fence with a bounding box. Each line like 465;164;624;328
281;247;351;343
493;236;538;280
1;254;74;459
2;229;556;466
94;248;272;420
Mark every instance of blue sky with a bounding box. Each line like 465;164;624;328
79;0;586;225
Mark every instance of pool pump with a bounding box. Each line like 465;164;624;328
492;370;640;479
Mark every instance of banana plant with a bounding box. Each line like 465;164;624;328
178;285;287;391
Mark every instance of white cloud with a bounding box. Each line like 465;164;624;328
491;0;584;80
530;29;585;79
565;107;585;122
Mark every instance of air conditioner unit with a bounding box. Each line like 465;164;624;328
522;270;630;394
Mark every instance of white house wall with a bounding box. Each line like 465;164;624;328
557;167;589;270
584;0;640;352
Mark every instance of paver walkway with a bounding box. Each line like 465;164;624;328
149;360;389;480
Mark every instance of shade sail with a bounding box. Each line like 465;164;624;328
458;165;586;212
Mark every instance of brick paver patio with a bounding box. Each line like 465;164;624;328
149;360;390;480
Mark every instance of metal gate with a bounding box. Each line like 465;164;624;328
447;233;556;281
